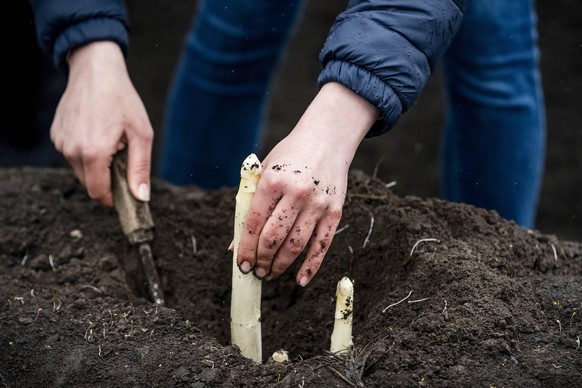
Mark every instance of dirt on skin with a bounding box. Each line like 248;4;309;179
1;167;581;387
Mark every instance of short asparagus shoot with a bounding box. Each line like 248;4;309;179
271;349;289;363
230;153;263;363
330;276;354;355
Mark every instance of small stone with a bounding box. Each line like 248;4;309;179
70;229;83;240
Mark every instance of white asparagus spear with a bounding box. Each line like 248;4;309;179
230;153;263;363
330;276;354;354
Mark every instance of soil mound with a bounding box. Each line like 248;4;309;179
1;167;581;387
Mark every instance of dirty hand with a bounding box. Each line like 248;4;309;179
50;41;153;206
236;83;379;286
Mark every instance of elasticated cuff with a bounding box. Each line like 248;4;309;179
53;18;129;73
317;60;402;137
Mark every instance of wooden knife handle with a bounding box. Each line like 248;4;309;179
111;149;154;243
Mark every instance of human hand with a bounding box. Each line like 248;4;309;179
51;41;153;206
236;83;379;286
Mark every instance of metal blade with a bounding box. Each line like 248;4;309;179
138;242;165;305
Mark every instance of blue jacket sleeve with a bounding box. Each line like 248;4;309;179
318;0;468;136
28;0;129;73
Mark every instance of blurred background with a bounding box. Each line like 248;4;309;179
4;1;581;241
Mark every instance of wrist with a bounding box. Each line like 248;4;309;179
67;41;126;77
293;82;379;156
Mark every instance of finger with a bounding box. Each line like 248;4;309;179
236;189;283;272
70;158;86;187
61;145;86;188
82;150;114;207
295;211;341;287
252;196;301;278
267;209;319;280
126;129;153;202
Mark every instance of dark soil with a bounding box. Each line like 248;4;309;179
1;168;581;387
2;1;581;387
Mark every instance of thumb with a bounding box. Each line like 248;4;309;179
126;139;152;202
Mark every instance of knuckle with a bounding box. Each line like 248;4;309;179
131;160;151;176
290;183;314;201
140;125;154;140
61;143;81;160
261;224;286;251
262;176;310;201
286;236;306;257
305;256;324;274
311;241;329;258
61;147;75;161
80;146;103;164
255;254;272;267
243;217;263;236
327;206;343;222
259;175;286;195
311;195;330;211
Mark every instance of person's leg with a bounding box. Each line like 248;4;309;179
160;0;305;188
441;0;546;228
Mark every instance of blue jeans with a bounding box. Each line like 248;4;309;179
160;0;545;228
441;0;546;228
159;0;305;188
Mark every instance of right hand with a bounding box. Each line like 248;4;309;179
51;41;153;206
236;83;379;286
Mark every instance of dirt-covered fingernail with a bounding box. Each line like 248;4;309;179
254;267;267;278
239;261;252;273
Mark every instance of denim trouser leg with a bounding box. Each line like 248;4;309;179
441;0;546;228
160;0;305;188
